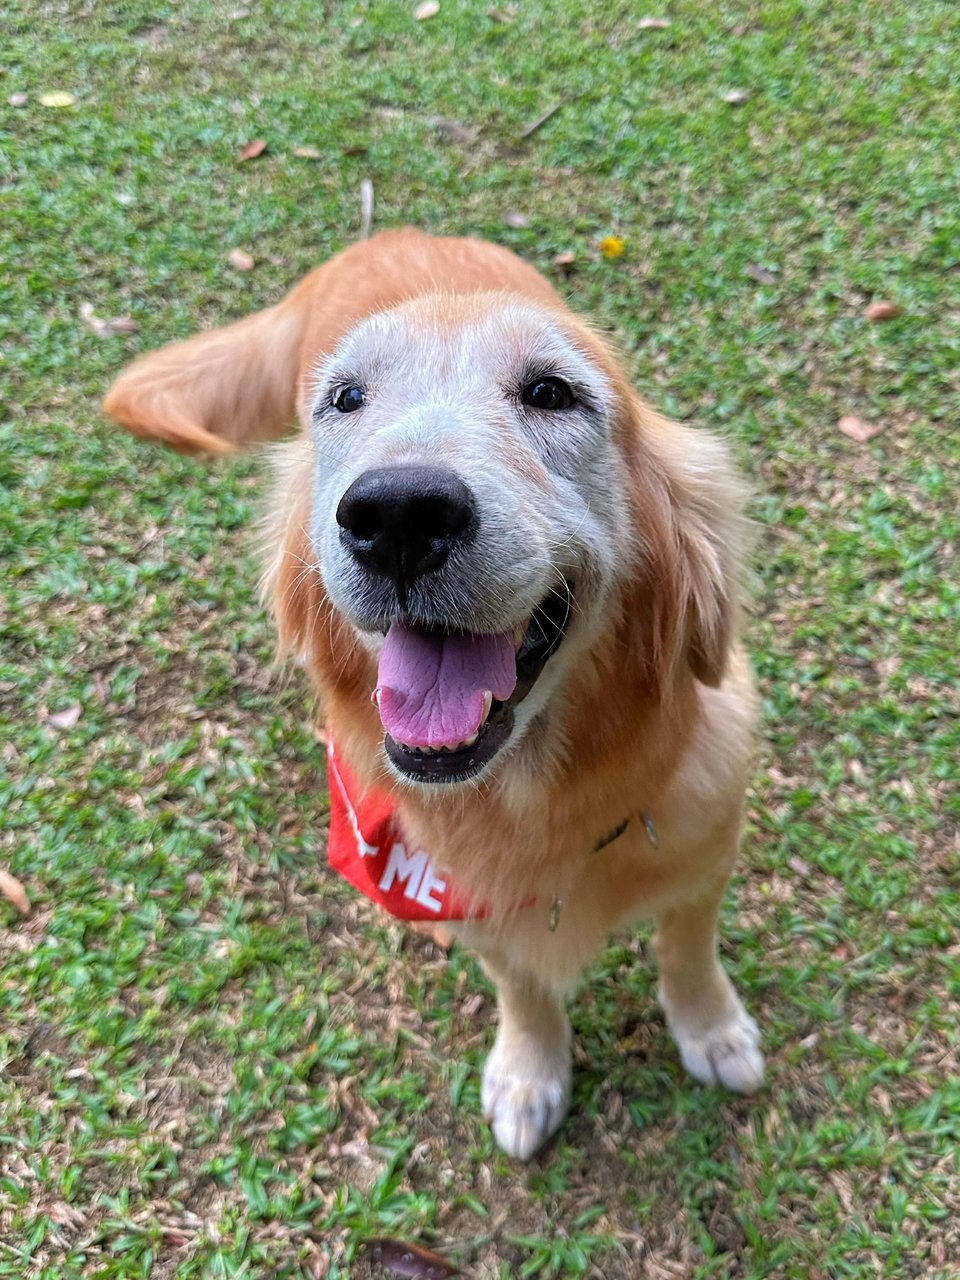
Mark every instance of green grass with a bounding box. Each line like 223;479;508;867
2;1;958;1276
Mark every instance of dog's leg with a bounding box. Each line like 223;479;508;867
653;884;764;1094
479;953;572;1160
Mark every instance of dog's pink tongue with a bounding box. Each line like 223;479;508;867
376;624;517;749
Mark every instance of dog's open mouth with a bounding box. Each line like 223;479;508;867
375;583;573;783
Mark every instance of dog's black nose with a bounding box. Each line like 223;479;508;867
336;465;476;604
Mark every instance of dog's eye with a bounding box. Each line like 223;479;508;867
521;377;575;411
334;385;365;413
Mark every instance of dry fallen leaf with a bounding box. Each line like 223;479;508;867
838;414;884;444
8;92;28;107
45;1201;86;1229
80;303;138;337
293;145;322;159
638;16;671;29
367;1238;458;1278
487;6;514;22
722;88;750;104
745;263;776;284
0;870;30;916
433;119;478;145
551;250;576;267
237;138;267;162
847;758;868;784
864;300;901;322
414;1;440;18
228;248;255;271
39;90;76;108
503;209;530;229
359;177;374;240
46;704;82;730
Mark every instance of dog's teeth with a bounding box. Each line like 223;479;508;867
395;733;480;756
479;690;493;727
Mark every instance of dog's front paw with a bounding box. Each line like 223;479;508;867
481;1035;572;1160
665;999;764;1094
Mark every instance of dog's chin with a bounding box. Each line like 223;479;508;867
378;581;575;787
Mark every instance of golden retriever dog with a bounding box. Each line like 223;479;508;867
104;229;763;1159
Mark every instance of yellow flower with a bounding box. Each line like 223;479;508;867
599;234;625;259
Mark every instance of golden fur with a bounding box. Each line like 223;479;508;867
104;229;764;1159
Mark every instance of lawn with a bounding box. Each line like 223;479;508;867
1;1;959;1276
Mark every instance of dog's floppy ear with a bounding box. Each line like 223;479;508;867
103;280;311;455
624;402;750;690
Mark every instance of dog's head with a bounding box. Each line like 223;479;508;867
304;292;634;784
104;237;747;792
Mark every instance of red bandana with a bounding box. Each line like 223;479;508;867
326;740;482;921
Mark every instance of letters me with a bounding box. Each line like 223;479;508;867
377;842;447;913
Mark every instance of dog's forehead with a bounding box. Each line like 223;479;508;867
327;297;610;393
